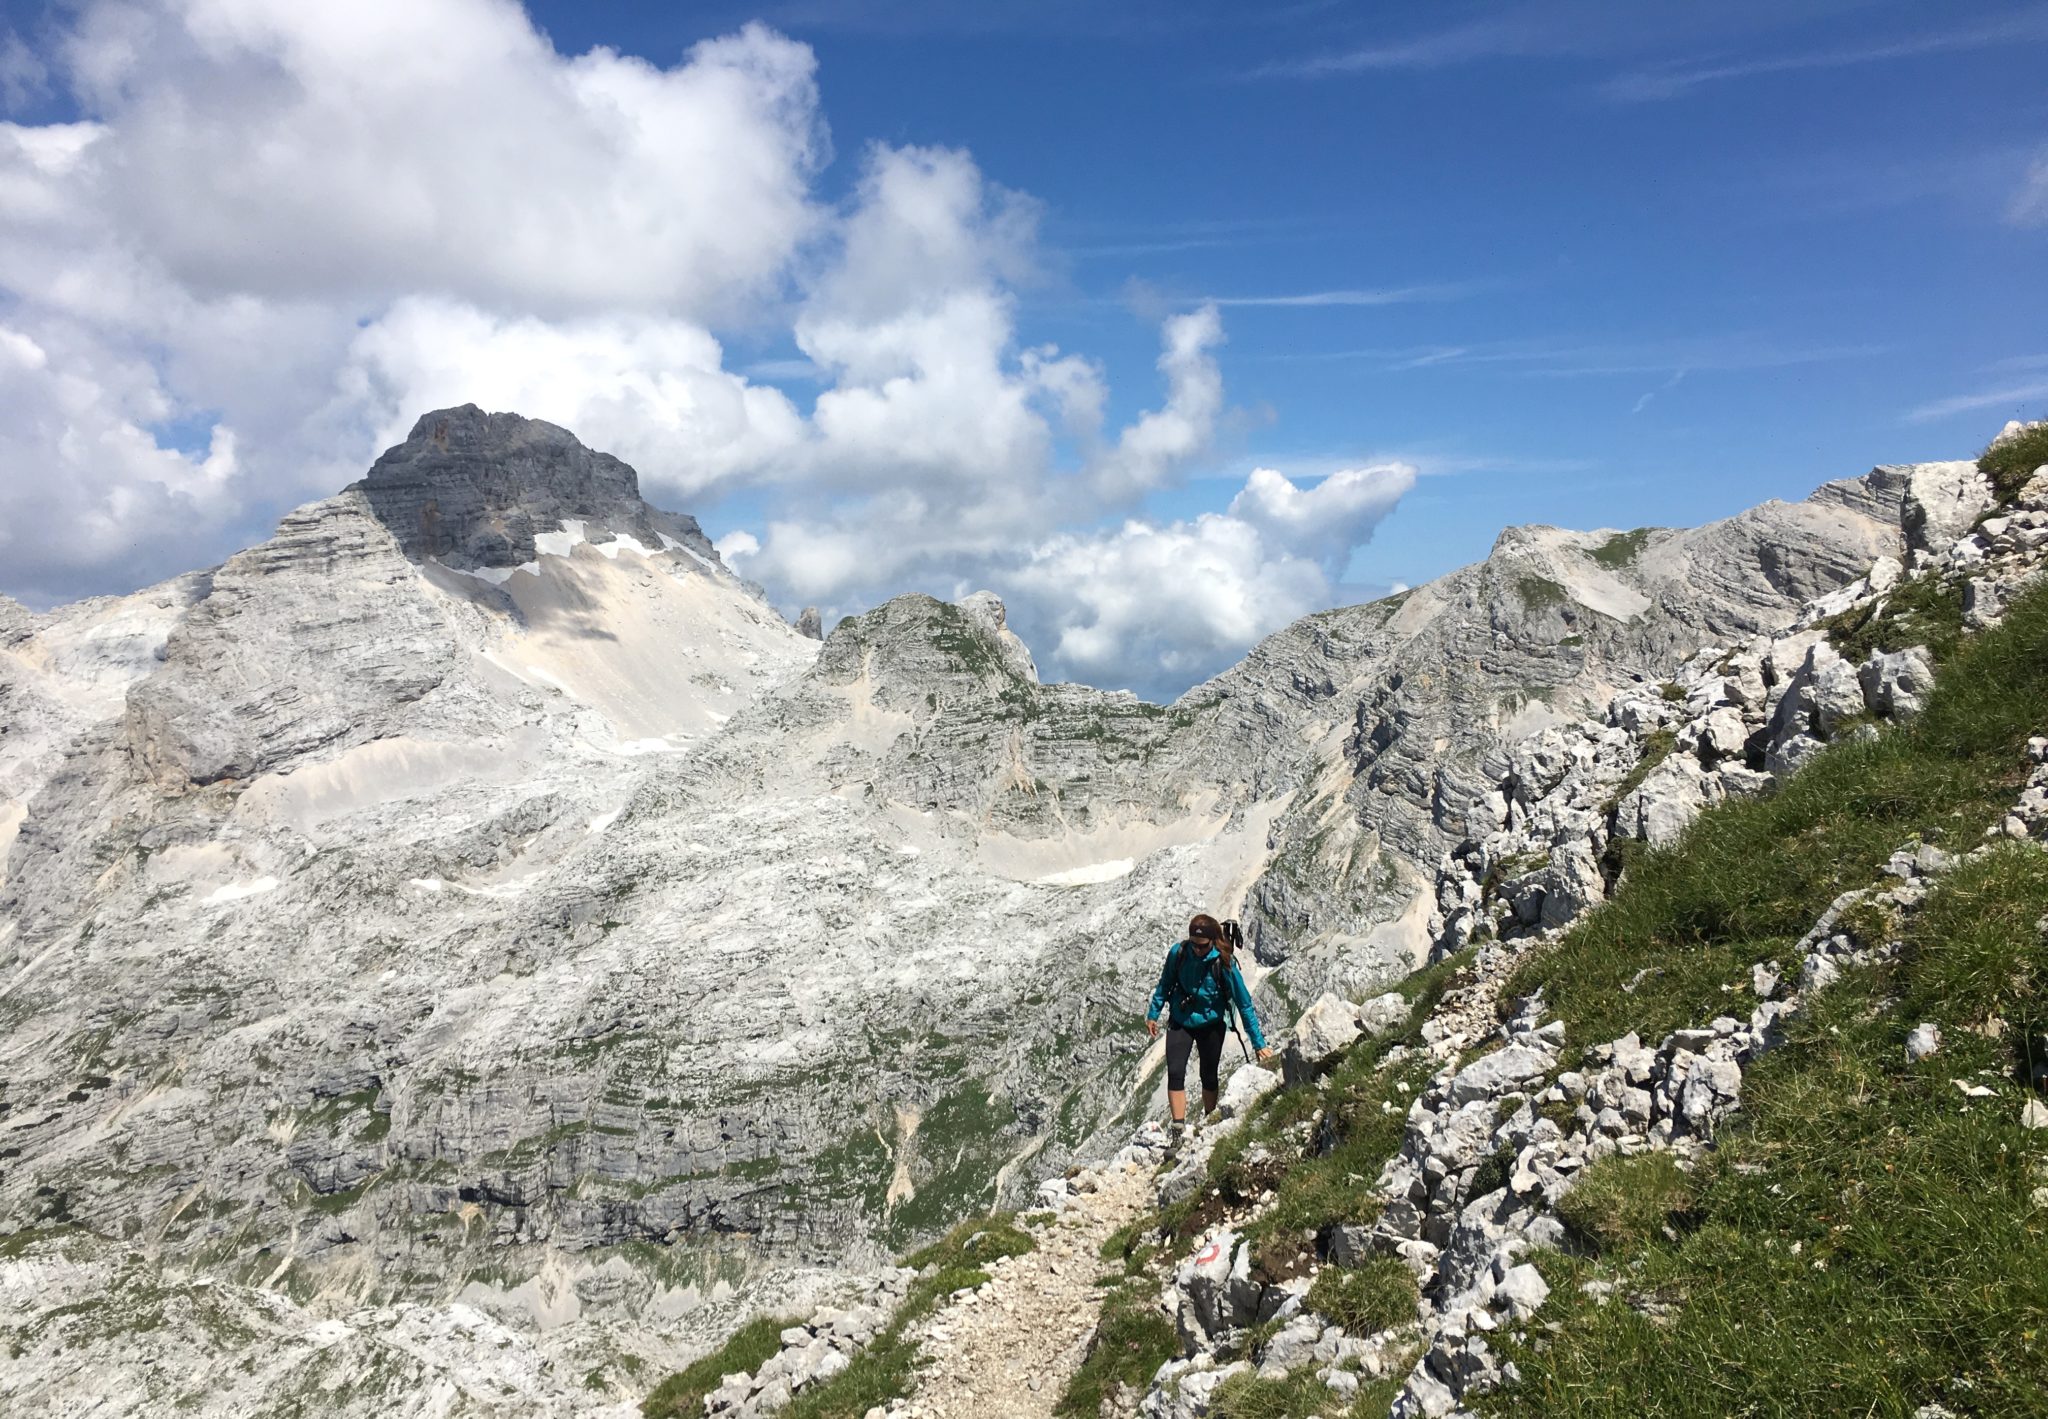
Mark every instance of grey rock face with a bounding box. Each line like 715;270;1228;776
1282;994;1362;1083
354;404;722;574
0;418;1996;1418
1898;460;1996;556
1859;646;1935;719
1199;473;1904;1001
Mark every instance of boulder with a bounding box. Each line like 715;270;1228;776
1899;460;1996;554
1904;1023;1941;1063
1809;647;1870;736
1618;755;1715;847
1356;992;1410;1038
1697;707;1748;761
1173;1229;1262;1349
1449;1045;1553;1104
1217;1064;1281;1119
1324;1223;1376;1266
1283;994;1362;1083
1493;1262;1550;1319
1256;1314;1325;1376
1858;645;1935;719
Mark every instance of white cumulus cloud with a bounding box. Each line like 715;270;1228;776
340;298;807;501
1227;463;1417;569
59;3;825;317
0;0;1418;693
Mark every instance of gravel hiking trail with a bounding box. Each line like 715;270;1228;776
897;1159;1154;1418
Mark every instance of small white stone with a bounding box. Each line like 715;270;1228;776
1904;1023;1941;1063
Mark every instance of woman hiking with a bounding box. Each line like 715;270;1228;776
1146;914;1274;1144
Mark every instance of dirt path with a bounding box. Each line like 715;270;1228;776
894;1159;1155;1418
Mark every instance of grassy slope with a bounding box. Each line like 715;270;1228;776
1509;578;2048;1055
1483;845;2048;1417
640;1215;1034;1419
1474;580;2048;1415
1067;954;1474;1417
654;575;2048;1419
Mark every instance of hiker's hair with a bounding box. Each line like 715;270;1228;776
1188;914;1222;947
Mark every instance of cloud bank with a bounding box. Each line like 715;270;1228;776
0;0;1413;695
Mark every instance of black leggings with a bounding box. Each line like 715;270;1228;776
1165;1022;1227;1093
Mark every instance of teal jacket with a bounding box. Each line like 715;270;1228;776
1147;941;1268;1050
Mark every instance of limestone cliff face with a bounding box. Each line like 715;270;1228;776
0;412;1984;1417
355;403;724;573
1182;468;1914;1006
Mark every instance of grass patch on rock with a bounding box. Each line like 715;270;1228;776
1482;845;2048;1416
1602;729;1676;811
1056;1277;1180;1417
1590;528;1656;570
1981;422;2048;504
1820;568;1967;665
1510;577;2048;1052
1552;1152;1697;1254
1305;1255;1418;1336
1209;1367;1404;1419
640;1314;794;1419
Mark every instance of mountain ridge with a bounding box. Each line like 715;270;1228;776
0;408;2019;1417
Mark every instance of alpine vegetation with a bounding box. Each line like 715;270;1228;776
1;411;2044;1419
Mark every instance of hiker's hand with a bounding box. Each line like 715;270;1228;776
1146;1018;1159;1039
1257;1046;1276;1062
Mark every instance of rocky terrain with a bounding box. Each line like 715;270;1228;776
2;407;2035;1416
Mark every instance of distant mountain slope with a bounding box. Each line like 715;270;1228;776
0;411;1987;1417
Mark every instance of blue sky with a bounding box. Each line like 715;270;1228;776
661;0;2048;586
1;0;2044;695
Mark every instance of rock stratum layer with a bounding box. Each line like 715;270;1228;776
0;407;1994;1414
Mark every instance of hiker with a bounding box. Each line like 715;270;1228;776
1146;914;1274;1142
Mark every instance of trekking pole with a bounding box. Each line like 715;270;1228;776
1222;919;1252;1063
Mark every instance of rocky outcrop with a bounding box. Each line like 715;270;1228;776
354;404;725;575
704;1279;909;1418
1189;472;1909;1006
0;416;2020;1418
1101;449;2048;1419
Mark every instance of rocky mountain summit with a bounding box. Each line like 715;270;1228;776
2;410;2036;1417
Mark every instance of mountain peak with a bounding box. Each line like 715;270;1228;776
351;405;712;574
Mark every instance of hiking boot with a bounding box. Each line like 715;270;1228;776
1166;1119;1187;1152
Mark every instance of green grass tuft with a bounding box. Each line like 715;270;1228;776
1207;1367;1404;1418
1980;422;2048;504
1516;576;1570;613
1604;729;1677;810
1305;1255;1419;1336
640;1315;794;1419
1055;1279;1180;1417
1590;528;1657;570
1552;1152;1697;1254
1819;569;1966;665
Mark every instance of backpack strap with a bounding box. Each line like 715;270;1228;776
1164;941;1203;1018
